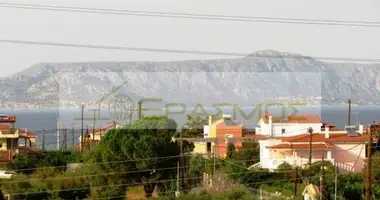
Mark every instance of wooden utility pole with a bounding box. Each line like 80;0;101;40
176;161;180;197
334;168;338;200
320;154;325;200
86;126;90;150
213;144;216;175
42;129;46;151
365;125;373;200
294;167;298;198
72;123;75;149
81;105;84;152
57;119;60;150
89;108;100;144
74;106;108;151
24;138;27;156
180;130;184;192
308;127;314;184
63;128;67;151
138;101;142;119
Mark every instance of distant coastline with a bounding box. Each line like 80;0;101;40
0;103;374;112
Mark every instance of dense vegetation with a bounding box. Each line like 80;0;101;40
0;115;379;200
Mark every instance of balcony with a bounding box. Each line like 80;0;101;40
0;129;19;138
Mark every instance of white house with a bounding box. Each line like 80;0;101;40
258;125;369;172
255;114;323;137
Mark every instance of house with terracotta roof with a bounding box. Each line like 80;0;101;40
79;121;122;149
255;114;323;137
193;114;248;157
0;115;43;166
258;125;372;172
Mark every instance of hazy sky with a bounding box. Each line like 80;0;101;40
0;0;379;77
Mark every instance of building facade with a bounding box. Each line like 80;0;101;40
258;126;370;172
0;115;42;165
80;122;122;149
255;114;323;137
193;114;245;157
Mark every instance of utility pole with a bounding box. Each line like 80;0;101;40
57;119;60;150
334;168;338;200
89;108;100;144
72;123;75;149
213;144;216;177
138;101;142;119
63;128;67;151
294;167;298;198
176;161;180;197
86;126;90;150
81;104;84;152
42;129;46;151
365;125;373;200
74;105;108;151
24;137;27;156
308;127;314;184
320;154;325;200
180;129;184;193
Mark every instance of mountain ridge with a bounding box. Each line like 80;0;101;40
1;50;380;108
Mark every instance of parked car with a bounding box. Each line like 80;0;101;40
0;170;16;179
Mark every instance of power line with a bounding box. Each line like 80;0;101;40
1;39;380;63
3;173;355;197
0;2;380;28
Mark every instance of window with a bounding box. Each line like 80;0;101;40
206;142;211;153
281;129;286;134
225;134;233;138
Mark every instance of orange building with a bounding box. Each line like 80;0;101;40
193;114;249;158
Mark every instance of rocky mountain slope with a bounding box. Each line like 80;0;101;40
1;50;380;108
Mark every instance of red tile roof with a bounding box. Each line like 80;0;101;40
260;114;322;124
0;124;10;131
214;118;242;127
281;133;369;143
322;122;336;128
267;143;331;149
27;132;36;138
88;122;119;134
0;116;16;123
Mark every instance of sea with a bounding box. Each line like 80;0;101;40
1;105;379;150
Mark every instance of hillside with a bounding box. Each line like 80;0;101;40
1;50;380;108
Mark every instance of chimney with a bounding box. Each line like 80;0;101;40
222;114;231;119
358;124;363;134
268;115;272;124
208;115;213;125
268;115;273;136
348;100;351;126
325;126;329;139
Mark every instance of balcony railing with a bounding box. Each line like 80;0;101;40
0;128;18;135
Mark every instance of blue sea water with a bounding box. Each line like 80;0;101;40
1;105;379;149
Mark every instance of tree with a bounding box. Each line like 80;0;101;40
226;142;259;167
227;143;236;158
180;115;207;138
85;116;194;198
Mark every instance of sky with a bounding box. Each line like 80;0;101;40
0;0;379;77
